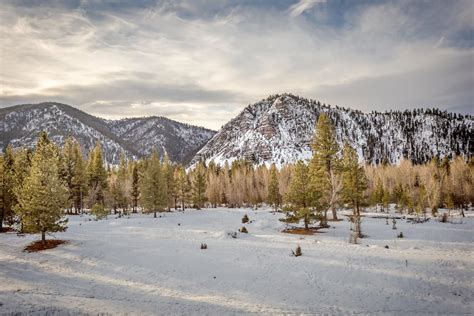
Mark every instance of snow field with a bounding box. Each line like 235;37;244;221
0;208;472;315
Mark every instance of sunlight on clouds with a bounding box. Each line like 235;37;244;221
0;0;473;128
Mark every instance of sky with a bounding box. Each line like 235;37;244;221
0;0;473;130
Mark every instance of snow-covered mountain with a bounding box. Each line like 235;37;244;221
107;117;215;163
0;102;215;164
192;94;473;166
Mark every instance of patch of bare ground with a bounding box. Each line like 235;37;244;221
282;227;325;235
0;227;16;233
24;240;68;253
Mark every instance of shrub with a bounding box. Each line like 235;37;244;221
200;243;207;249
239;226;248;233
91;204;108;220
292;245;302;257
440;213;448;223
242;214;249;224
397;232;404;238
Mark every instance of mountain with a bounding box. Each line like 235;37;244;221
191;94;473;166
0;102;215;164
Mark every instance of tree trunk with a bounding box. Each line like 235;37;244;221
41;231;46;243
323;210;328;226
0;207;4;232
332;206;338;220
304;217;309;230
154;211;157;218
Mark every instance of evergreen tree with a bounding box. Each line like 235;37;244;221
284;161;319;229
192;162;207;210
0;155;4;231
130;162;140;213
308;114;341;223
174;165;190;211
0;145;17;230
267;164;280;211
341;143;367;238
14;132;68;242
162;154;174;211
71;142;87;213
370;179;384;211
86;143;108;211
60;136;76;213
113;153;130;213
140;151;167;217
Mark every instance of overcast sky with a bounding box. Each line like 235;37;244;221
1;0;473;129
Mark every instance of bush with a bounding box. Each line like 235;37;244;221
292;245;302;257
242;214;249;224
440;213;448;223
239;226;248;233
397;232;404;238
91;204;108;220
200;243;207;249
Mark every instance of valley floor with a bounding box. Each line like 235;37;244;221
0;208;473;315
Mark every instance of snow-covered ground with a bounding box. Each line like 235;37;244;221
0;208;473;315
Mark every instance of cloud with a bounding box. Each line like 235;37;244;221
288;0;326;17
0;0;472;130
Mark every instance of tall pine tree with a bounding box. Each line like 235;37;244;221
308;114;341;224
86;143;108;210
341;143;367;238
284;161;319;230
140;151;167;217
14;132;68;242
267;163;280;211
192;162;207;210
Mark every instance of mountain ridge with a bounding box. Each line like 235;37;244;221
191;93;473;167
0;102;216;164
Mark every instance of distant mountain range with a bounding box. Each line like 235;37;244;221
0;102;215;164
1;95;472;166
192;94;473;166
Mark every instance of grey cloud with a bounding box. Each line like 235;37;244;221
1;0;473;130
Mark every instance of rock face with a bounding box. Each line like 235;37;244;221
191;94;473;167
0;102;215;164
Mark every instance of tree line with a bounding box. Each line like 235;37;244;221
1;115;472;242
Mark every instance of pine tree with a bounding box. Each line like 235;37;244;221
14;132;68;242
0;145;17;231
284;161;319;230
130;162;140;213
308;114;341;223
174;165;190;211
140;151;167;217
60;136;76;213
162;154;174;211
71;141;87;213
86;143;108;211
371;179;384;211
341;143;367;238
192;162;207;210
114;153;130;213
267;164;280;211
0;154;5;231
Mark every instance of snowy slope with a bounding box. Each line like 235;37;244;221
107;117;215;163
0;103;215;164
0;208;472;314
192;94;473;167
